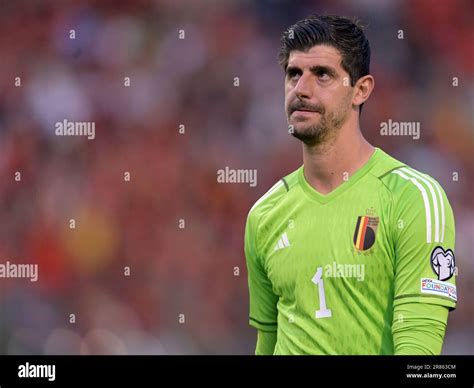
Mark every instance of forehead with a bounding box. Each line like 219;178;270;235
287;44;343;69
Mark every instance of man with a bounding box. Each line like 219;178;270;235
244;15;457;355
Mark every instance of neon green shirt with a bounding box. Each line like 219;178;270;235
245;148;456;354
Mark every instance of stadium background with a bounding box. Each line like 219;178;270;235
0;0;472;354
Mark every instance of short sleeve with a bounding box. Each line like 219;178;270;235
392;170;457;310
245;209;278;331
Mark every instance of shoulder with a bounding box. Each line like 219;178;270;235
371;148;448;203
381;164;449;208
375;150;453;243
246;168;300;226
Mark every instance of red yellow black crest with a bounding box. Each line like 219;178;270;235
353;216;379;251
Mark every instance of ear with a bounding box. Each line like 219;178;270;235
352;74;374;108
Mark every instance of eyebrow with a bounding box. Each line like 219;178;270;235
286;64;338;77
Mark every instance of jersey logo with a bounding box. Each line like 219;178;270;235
274;232;290;251
430;246;455;281
353;216;379;251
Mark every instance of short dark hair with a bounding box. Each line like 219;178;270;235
278;14;371;88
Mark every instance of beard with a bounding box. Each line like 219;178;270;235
287;100;350;146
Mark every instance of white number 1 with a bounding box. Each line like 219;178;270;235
312;267;332;319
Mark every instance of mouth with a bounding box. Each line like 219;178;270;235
292;109;319;116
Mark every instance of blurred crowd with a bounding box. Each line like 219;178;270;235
0;0;472;354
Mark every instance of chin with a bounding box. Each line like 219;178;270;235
291;122;319;134
292;127;321;139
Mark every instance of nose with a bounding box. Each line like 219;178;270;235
294;72;313;100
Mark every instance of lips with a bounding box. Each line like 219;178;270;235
291;106;321;113
292;109;319;115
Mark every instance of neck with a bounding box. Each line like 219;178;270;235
302;116;374;195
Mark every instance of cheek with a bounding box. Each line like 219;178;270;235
342;86;355;104
325;89;352;111
284;90;293;108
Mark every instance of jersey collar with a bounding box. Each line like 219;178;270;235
298;147;380;204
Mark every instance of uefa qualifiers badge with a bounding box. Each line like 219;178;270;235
430;246;456;281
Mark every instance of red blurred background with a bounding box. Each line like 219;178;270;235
0;0;472;354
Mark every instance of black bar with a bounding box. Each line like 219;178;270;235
0;355;472;386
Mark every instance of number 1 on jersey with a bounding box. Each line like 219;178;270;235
312;267;332;319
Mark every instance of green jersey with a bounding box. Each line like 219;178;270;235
245;147;457;355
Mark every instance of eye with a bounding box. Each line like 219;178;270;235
287;69;301;81
317;71;331;81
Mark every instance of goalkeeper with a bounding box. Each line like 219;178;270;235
245;15;457;355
